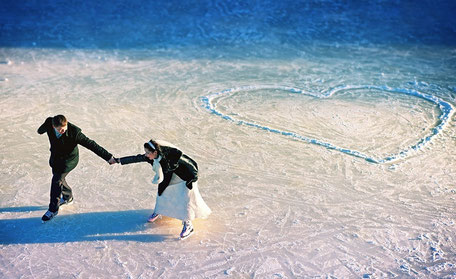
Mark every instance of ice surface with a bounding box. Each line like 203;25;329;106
1;46;455;278
1;0;456;278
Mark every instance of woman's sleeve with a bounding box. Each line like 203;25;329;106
166;147;183;172
119;154;148;165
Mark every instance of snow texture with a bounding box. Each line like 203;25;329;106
1;47;455;279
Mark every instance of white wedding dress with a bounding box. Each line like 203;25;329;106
153;174;211;221
150;140;211;221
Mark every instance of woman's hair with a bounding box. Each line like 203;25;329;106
52;115;67;127
144;139;161;155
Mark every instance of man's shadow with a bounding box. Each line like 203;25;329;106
0;207;173;244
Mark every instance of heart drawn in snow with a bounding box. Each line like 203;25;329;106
201;85;454;164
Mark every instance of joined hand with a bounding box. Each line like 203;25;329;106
108;156;118;165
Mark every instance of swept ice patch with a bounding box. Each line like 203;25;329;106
201;84;454;164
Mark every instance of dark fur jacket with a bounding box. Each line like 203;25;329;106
119;141;198;196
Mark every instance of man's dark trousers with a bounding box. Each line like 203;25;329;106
49;171;72;212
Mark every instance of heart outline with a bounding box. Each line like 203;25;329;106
201;84;454;164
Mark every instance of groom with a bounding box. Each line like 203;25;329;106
38;115;117;222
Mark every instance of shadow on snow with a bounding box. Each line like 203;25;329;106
0;206;47;213
0;209;173;244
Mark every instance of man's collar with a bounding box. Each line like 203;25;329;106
54;127;67;138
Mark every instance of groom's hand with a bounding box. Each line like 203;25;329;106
108;156;118;165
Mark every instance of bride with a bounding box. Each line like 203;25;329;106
117;139;211;239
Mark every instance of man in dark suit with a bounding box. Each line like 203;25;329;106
38;115;117;222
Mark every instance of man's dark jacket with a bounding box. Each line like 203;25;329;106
119;144;198;196
38;117;112;173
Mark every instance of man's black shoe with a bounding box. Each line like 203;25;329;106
41;210;58;222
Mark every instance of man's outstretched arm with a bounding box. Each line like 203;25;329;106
76;131;114;163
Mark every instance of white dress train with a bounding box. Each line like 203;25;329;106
154;174;211;221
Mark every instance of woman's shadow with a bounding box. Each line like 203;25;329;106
0;207;173;244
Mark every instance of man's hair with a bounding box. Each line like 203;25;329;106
52;115;67;127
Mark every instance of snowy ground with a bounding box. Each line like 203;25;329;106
1;46;456;278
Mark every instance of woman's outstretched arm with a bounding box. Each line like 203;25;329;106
118;154;149;165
